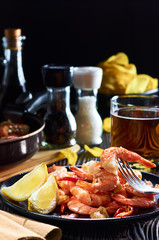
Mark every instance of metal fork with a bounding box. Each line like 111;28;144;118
117;158;159;194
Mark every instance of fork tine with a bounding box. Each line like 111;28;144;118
121;160;144;185
117;158;146;191
117;158;136;186
121;160;155;190
117;158;159;194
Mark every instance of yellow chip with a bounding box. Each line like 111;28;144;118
103;117;111;133
145;76;158;91
125;76;148;94
98;52;158;95
98;61;137;94
84;145;103;157
111;63;136;75
106;52;129;66
125;74;158;94
60;149;78;165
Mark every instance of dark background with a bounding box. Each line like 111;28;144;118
0;0;159;92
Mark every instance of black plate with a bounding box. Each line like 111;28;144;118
1;170;159;237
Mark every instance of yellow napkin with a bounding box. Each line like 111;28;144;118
0;210;62;240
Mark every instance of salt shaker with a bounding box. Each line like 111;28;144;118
73;66;103;146
42;64;77;149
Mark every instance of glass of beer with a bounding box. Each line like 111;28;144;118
110;95;159;164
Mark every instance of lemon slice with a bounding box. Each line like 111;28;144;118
1;163;48;201
28;174;59;214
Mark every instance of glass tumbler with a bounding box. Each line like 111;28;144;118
110;95;159;165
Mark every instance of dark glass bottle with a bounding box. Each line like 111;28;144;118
0;28;30;120
42;64;77;149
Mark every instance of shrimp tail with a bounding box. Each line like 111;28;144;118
67;196;97;215
112;193;156;208
101;147;156;169
118;147;156;168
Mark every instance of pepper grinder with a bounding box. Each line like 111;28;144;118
42;64;77;149
73;66;103;146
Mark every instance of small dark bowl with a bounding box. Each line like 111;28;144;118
0;113;45;166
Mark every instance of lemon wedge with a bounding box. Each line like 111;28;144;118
28;174;59;214
1;163;48;201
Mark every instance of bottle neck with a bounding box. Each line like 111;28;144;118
4;48;22;62
2;36;26;90
2;35;26;50
47;86;71;112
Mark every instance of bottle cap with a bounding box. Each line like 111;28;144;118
42;64;74;88
73;66;103;89
2;28;24;50
4;28;22;38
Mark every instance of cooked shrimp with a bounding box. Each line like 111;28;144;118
123;180;154;197
77;169;118;193
58;188;70;196
70;186;111;207
118;169;142;185
48;165;67;178
49;165;77;192
57;178;76;192
114;185;127;197
105;201;123;215
112;193;156;208
58;188;70;205
67;197;97;215
70;161;105;181
70;160;118;193
58;194;70;205
69;162;96;181
101;147;156;175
